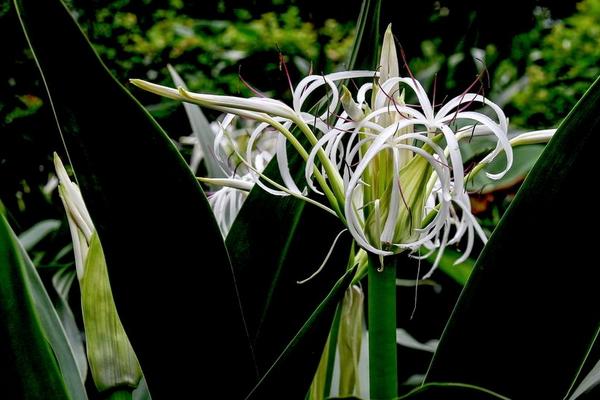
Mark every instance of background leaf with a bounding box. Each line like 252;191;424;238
227;162;353;394
426;76;600;398
569;356;600;399
166;64;224;179
0;214;71;400
14;0;257;397
19;239;88;399
18;218;61;251
429;248;474;287
398;382;510;400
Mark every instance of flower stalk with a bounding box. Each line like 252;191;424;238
368;254;397;399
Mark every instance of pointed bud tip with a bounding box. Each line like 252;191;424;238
340;85;364;121
379;23;399;83
53;153;66;179
340;85;352;100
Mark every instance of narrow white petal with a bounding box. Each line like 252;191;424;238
198;177;254;192
510;129;556;146
276;134;303;194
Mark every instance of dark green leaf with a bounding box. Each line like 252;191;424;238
14;0;257;397
569;356;600;399
227;181;352;371
51;271;89;388
348;0;382;70
246;267;357;400
227;164;353;397
0;214;70;400
2;219;85;398
428;248;474;286
398;382;510;400
566;329;600;399
19;241;88;399
465;144;544;194
426;76;600;397
325;382;510;400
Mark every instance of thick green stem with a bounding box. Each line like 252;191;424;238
104;389;133;400
368;255;397;400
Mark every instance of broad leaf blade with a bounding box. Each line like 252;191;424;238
246;266;357;399
51;273;89;388
228;189;352;378
15;0;257;397
566;330;600;399
398;382;510;400
348;0;382;70
326;382;510;400
569;357;600;399
426;77;600;397
430;248;474;286
19;240;88;399
0;214;70;400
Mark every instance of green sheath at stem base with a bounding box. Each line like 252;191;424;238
104;389;133;400
368;255;398;400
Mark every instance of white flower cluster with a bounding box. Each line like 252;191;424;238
131;26;554;276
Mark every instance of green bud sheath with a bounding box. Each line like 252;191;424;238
82;233;142;394
338;285;364;396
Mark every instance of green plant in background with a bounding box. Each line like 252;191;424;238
511;0;600;128
0;0;354;237
409;0;600;130
4;0;600;399
77;0;355;105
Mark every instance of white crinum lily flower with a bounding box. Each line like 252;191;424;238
131;25;554;276
197;116;277;236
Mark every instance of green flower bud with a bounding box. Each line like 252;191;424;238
82;233;142;393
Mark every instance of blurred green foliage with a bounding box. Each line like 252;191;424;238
0;0;354;233
412;0;600;129
511;0;600;127
0;0;591;238
79;1;354;98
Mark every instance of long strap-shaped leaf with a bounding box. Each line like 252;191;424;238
425;76;600;397
0;214;71;400
245;266;357;399
18;237;88;399
14;0;257;397
327;382;510;400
